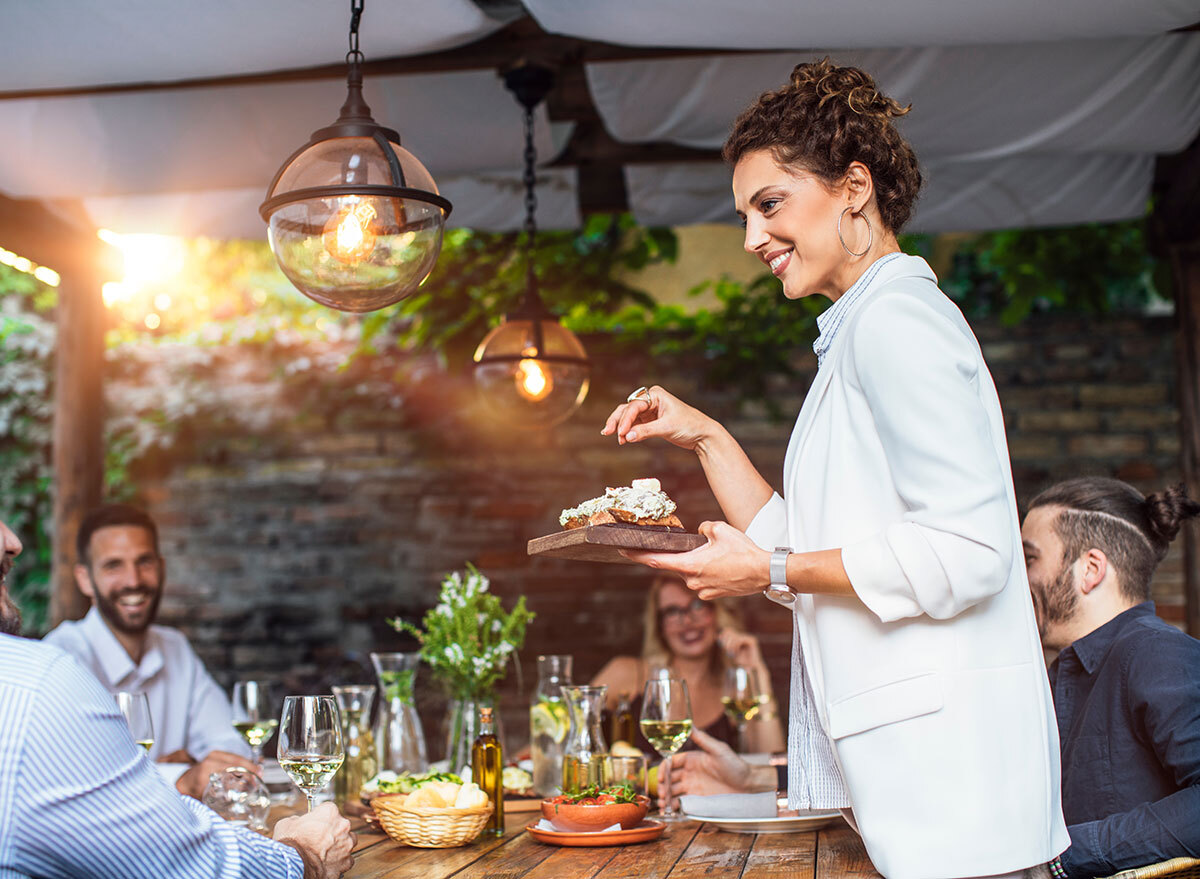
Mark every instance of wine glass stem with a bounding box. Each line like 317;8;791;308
305;792;316;813
736;721;748;755
251;744;262;765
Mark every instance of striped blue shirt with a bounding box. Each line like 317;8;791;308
0;635;303;879
812;252;904;369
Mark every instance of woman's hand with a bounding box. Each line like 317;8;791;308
601;385;718;451
718;629;766;670
623;521;770;600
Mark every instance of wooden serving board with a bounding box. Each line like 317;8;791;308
527;523;707;564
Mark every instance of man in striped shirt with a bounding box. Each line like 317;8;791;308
0;517;356;879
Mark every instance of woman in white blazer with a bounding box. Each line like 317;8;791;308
603;60;1069;879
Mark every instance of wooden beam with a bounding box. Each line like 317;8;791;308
1154;134;1200;246
1172;240;1200;636
50;264;107;624
1155;134;1200;634
0;195;117;625
0;17;766;101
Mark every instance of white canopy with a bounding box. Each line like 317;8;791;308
0;0;1196;237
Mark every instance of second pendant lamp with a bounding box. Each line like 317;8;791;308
473;65;590;429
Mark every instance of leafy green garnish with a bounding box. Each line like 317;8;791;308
562;781;639;804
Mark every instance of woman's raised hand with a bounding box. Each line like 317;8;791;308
601;385;716;451
718;629;766;670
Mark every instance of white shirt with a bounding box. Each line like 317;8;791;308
44;606;250;766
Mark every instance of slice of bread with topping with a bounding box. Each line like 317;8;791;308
559;478;682;530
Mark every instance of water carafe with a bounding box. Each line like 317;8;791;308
561;685;610;793
371;652;428;773
332;684;377;803
530;654;572;797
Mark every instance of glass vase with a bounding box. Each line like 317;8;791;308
370;652;428;774
444;695;498;775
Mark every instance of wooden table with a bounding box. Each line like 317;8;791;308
340;811;883;879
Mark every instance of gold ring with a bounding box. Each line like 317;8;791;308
626;386;652;404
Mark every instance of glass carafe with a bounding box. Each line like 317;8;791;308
331;685;377;803
371;652;428;774
561;685;610;793
530;654;572;797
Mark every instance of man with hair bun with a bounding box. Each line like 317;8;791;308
1022;477;1200;877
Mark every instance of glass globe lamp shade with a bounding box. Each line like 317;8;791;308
473;319;590;428
263;136;449;313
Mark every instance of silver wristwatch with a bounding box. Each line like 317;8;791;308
764;546;796;605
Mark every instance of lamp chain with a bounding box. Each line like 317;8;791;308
522;103;538;292
347;0;365;66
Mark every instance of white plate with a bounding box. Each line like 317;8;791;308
683;810;844;834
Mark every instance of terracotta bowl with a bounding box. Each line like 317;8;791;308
540;795;650;832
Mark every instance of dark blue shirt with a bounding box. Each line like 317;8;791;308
1049;602;1200;877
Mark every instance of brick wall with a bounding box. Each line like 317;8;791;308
108;312;1181;756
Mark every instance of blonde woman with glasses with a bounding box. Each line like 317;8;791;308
591;574;784;754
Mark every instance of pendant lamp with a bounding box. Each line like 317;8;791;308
260;0;452;313
473;65;590;428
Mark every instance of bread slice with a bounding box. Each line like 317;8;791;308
559;479;683;530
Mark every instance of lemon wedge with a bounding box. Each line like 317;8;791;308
530;699;569;743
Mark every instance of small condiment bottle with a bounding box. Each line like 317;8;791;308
472;706;504;836
611;691;636;747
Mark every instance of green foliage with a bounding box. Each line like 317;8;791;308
0;266;56;632
941;219;1165;324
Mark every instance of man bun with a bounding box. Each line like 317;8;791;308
723;57;922;232
1144;483;1200;545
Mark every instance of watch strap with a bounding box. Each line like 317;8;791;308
764;546;795;606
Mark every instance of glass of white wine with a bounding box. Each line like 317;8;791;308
721;665;762;754
639;678;693;820
115;691;154;754
232;680;279;764
278;695;344;813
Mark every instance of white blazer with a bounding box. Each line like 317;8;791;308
746;255;1069;879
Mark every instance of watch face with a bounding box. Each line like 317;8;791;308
764;585;796;606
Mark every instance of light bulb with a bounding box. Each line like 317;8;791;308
322;200;378;264
514;346;553;402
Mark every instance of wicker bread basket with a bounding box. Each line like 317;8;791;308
372;797;494;848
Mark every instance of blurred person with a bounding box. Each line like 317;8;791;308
44;503;250;796
0;516;356;879
1023;478;1200;877
591;574;785;754
602;58;1066;878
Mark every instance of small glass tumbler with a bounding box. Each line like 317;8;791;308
609;755;648;798
201;767;272;831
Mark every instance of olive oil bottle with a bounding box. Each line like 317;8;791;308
472;706;504;836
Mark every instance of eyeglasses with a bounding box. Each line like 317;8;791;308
659;597;714;627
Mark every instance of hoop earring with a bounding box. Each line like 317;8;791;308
838;207;872;258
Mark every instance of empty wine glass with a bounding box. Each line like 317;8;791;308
278;695;344;813
639;678;692;820
722;665;762;754
115;691;154;754
231;681;278;764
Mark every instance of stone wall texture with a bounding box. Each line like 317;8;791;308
107;312;1182;757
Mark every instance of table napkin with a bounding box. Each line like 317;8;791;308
678;791;777;819
534;818;623;833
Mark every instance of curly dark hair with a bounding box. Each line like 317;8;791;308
722;58;923;233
